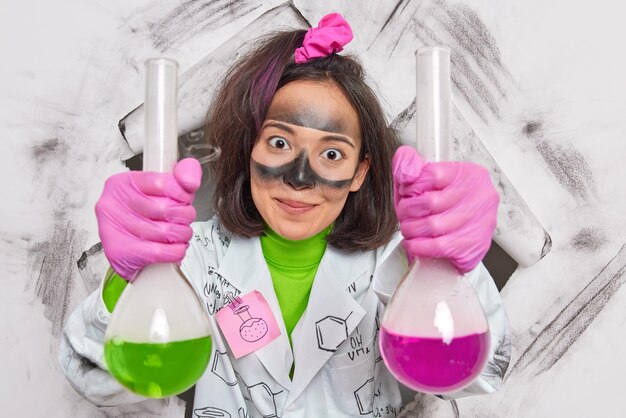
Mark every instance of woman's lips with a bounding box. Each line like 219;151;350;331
275;198;316;214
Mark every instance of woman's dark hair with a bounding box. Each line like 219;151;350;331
205;29;400;251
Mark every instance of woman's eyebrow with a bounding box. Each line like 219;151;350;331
263;121;356;148
320;135;355;148
263;121;296;134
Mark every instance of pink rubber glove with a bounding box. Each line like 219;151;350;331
95;158;202;281
392;145;499;273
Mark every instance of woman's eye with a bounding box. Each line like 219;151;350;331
321;148;344;161
268;137;290;150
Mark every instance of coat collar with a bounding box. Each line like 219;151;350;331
216;232;372;402
286;244;371;405
216;233;294;390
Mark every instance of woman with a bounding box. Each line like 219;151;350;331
60;13;509;417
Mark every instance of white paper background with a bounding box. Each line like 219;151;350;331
1;1;625;417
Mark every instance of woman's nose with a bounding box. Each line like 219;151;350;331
284;152;316;189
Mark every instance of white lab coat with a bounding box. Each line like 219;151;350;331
60;216;511;417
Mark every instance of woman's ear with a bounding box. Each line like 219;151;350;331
350;154;371;192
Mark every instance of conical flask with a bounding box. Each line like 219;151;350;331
379;47;491;394
104;58;212;398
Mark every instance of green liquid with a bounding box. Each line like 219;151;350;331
102;268;127;313
104;336;212;398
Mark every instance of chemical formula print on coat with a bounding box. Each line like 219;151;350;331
194;222;231;250
194;406;250;418
203;265;242;316
237;372;284;418
211;350;238;386
194;406;233;417
315;312;354;352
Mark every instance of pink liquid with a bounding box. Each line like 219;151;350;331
379;326;490;393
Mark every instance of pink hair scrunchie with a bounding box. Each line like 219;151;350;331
294;13;354;64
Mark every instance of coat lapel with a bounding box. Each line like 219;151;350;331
285;246;371;406
216;234;294;390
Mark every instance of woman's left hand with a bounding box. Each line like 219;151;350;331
392;145;499;273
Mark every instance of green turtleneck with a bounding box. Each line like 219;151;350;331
102;267;127;313
260;225;330;343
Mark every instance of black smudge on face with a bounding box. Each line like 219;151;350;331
252;152;354;190
510;244;626;377
27;220;86;336
266;108;347;136
571;227;607;252
522;119;597;201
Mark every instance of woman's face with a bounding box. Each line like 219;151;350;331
250;80;370;241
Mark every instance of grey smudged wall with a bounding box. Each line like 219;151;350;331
3;1;626;417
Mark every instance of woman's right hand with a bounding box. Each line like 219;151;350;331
95;158;202;282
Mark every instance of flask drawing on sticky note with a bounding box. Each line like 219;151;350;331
216;291;281;358
229;296;269;342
